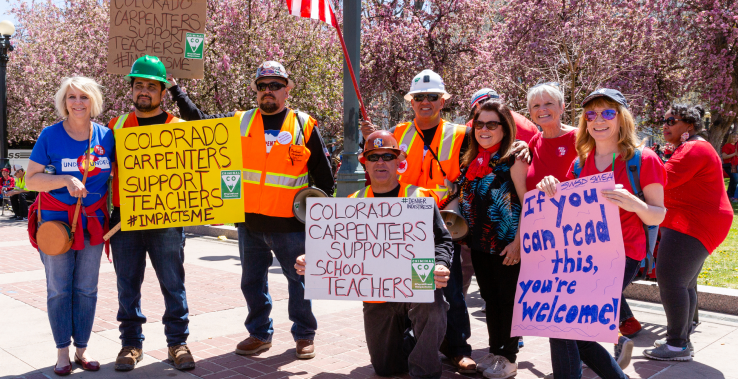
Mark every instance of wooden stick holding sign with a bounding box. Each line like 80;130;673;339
103;222;121;241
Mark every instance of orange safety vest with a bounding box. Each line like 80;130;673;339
349;182;438;303
108;112;182;208
237;108;315;218
393;118;466;201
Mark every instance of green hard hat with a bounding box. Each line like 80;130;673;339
125;55;171;88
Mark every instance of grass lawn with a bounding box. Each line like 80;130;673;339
697;179;738;289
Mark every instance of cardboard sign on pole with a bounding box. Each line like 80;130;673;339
114;117;245;230
511;172;626;343
107;0;206;79
304;197;436;303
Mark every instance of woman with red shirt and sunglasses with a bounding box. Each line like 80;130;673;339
642;104;733;361
537;89;666;378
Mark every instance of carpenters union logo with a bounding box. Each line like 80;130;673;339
221;170;241;199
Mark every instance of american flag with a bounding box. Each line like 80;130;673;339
286;0;338;28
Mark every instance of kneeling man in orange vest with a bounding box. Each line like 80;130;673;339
295;131;453;379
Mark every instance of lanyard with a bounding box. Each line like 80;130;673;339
413;120;447;180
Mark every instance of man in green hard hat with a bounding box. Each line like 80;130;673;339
107;55;195;372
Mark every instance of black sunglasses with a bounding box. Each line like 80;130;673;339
412;93;441;102
256;82;287;92
474;120;502;130
365;153;398;162
661;117;682;126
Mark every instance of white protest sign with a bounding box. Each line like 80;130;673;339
305;197;436;302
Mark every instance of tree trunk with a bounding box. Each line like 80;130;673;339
388;90;405;128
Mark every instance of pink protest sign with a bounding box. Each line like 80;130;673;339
512;172;625;343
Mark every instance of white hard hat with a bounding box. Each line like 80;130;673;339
404;69;452;101
250;61;295;91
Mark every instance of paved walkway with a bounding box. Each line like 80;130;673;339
0;216;736;379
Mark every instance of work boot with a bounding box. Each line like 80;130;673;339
168;345;196;370
295;339;315;359
235;336;272;355
114;346;143;371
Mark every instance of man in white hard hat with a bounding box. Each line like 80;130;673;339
360;69;477;373
295;130;454;379
168;61;335;360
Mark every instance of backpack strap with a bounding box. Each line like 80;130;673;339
626;148;644;201
626;147;657;279
572;157;583;178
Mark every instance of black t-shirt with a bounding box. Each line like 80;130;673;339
371;184;452;268
136;112;169;126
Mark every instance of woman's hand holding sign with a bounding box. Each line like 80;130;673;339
536;175;560;197
295;254;306;276
434;264;450;288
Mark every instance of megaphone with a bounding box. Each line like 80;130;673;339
293;187;328;223
440;195;469;242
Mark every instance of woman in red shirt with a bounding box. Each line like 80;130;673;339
720;134;738;201
524;83;578;191
537;89;666;378
643;104;734;361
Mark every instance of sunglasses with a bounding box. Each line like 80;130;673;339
365;153;398;162
412;93;441;102
584;109;618;122
474;120;502;130
256;82;287;92
661;117;682;126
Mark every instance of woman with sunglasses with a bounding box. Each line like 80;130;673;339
538;89;667;378
458;100;528;379
642;104;733;361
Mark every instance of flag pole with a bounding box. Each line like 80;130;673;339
332;13;368;121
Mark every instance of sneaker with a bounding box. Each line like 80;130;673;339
449;356;476;374
476;353;497;373
168;345;195;370
483;356;517;379
295;339;315;359
114;346;143;371
614;336;634;369
518;337;524;349
653;339;694;356
235;336;272;355
643;344;692;361
619;316;642;338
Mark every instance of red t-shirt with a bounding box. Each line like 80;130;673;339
465;111;539;144
721;143;737;165
566;148;666;261
663;140;734;253
525;129;578;191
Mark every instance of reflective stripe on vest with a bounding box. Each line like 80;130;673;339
351;184;423;198
401;184;422;197
398;122;419;156
294;111;310;145
352;186;372;198
265;172;309;190
239;109;258;136
437;121;459;163
113;114;129;130
242;168;262;185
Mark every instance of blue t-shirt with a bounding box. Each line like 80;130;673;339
30;122;115;226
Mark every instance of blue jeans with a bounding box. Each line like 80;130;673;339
619;257;642;322
441;243;472;357
723;164;738;198
39;236;102;349
549;338;627;379
110;208;189;348
238;226;317;342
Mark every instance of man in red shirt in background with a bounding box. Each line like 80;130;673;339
721;133;738;201
466;88;539;144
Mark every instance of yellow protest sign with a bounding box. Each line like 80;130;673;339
115;117;244;231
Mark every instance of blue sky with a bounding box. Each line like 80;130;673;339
0;0;66;28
